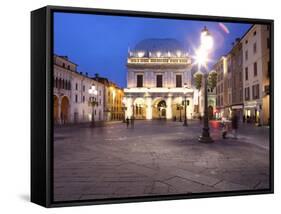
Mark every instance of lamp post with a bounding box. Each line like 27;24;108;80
183;83;188;126
88;84;98;127
197;26;214;143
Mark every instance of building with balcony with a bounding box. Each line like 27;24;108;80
124;38;195;120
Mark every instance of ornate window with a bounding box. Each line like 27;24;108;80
156;75;163;87
176;75;182;87
136;75;143;87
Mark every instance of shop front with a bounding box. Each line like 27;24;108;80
244;100;262;124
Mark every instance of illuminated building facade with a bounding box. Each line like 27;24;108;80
241;24;270;125
214;24;270;125
124;39;195;120
53;55;105;124
214;56;227;118
93;76;125;121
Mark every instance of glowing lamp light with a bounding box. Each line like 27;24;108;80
88;84;98;95
201;26;214;52
194;48;209;67
176;50;181;57
194;27;213;68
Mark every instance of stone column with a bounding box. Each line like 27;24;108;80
188;96;194;119
125;96;133;119
166;94;172;119
145;95;152;120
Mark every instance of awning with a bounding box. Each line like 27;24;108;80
231;105;243;109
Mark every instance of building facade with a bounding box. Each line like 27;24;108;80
124;39;195;120
93;76;125;121
214;24;270;125
229;39;244;121
198;73;217;119
53;55;105;124
214;56;227;118
241;24;270;125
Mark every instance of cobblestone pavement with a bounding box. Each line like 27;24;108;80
53;120;270;201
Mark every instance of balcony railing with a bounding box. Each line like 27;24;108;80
127;57;191;65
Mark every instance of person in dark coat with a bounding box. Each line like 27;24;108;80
231;112;239;139
126;116;129;128
131;116;135;128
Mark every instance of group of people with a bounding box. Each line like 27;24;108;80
125;116;135;128
221;112;239;139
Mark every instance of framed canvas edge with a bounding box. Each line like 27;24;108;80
31;5;274;208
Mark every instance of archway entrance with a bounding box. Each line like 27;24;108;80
172;97;183;121
54;95;59;123
61;96;69;124
153;99;167;119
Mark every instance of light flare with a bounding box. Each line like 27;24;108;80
219;23;230;34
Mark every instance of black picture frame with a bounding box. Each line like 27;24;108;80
31;5;274;208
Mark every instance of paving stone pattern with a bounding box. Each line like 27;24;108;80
53;120;270;201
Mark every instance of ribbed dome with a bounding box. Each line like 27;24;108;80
130;38;187;58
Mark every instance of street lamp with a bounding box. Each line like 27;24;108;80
183;83;188;126
88;84;98;127
197;26;214;143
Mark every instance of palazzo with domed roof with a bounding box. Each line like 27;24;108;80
124;38;196;120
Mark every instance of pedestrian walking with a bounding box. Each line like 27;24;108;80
126;116;129;128
231;112;239;139
131;116;135;128
246;115;250;123
221;117;227;139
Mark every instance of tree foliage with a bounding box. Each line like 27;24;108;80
208;72;218;90
194;73;203;90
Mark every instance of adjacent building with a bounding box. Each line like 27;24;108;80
124;38;195;120
214;56;227;118
197;72;217;119
54;55;124;124
229;39;244;120
93;75;125;121
241;24;270;125
214;24;270;125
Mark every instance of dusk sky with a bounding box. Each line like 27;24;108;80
54;12;251;88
